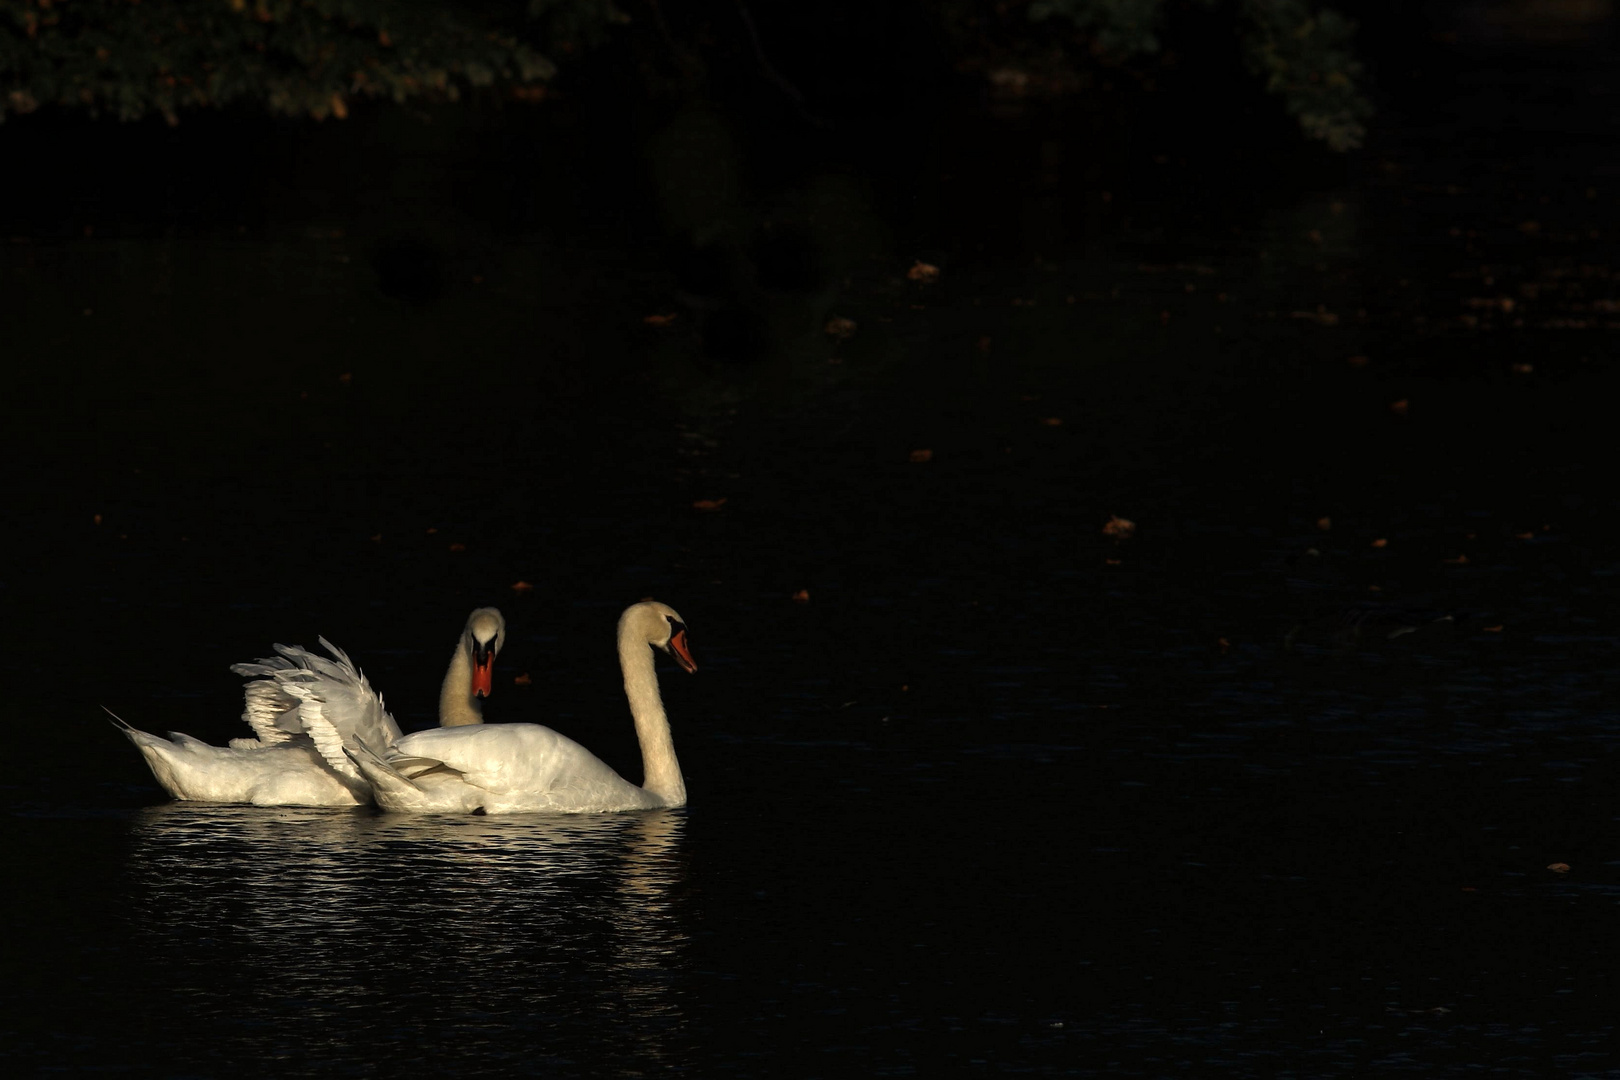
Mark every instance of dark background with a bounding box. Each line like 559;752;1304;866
4;1;1620;1075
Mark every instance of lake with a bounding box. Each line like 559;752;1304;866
3;7;1619;1076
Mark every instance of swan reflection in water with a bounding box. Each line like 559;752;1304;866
124;805;691;1070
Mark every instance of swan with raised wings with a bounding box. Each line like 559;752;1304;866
113;608;506;806
341;601;696;814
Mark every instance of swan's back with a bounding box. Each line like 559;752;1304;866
395;724;663;812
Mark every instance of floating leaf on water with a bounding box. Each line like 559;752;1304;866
907;261;941;283
1347;355;1370;367
643;313;678;326
1442;554;1469;565
824;316;857;340
693;498;727;511
1040;417;1064;427
511;581;534;594
513;673;532;686
1390;399;1410;415
93;513;102;526
791;589;810;603
909;449;933;463
1371;538;1388;548
1548;862;1570;873
1317;516;1332;531
1512;362;1534;374
448;542;466;553
1102;515;1136;541
1290;307;1339;326
1483;625;1504;633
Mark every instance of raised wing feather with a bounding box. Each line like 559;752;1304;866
236;673;304;745
231;638;404;751
297;704;366;784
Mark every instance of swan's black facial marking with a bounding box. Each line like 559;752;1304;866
469;633;498;699
663;616;697;674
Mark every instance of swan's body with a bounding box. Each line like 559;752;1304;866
115;608;505;806
117;727;371;806
350;601;696;815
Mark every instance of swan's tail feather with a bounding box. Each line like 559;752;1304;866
103;706;152;743
103;708;184;755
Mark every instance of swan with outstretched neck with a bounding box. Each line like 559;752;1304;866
113;607;506;806
343;601;696;814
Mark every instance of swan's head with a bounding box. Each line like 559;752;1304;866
464;607;507;698
622;600;697;674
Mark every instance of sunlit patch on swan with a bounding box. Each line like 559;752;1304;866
113;608;506;806
345;601;699;814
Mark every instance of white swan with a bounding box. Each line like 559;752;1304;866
344;601;696;814
113;608;506;806
438;606;507;726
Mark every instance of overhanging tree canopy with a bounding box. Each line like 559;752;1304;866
1;0;1370;149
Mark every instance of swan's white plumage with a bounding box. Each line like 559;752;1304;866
230;636;403;753
353;724;665;814
115;608;506;807
352;601;696;815
112;714;369;806
234;676;304;747
440;607;506;726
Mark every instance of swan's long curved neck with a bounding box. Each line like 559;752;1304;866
620;629;685;807
440;646;486;727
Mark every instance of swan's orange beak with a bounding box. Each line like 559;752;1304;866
472;653;495;698
669;629;697;674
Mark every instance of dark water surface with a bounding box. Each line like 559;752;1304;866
5;8;1620;1077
